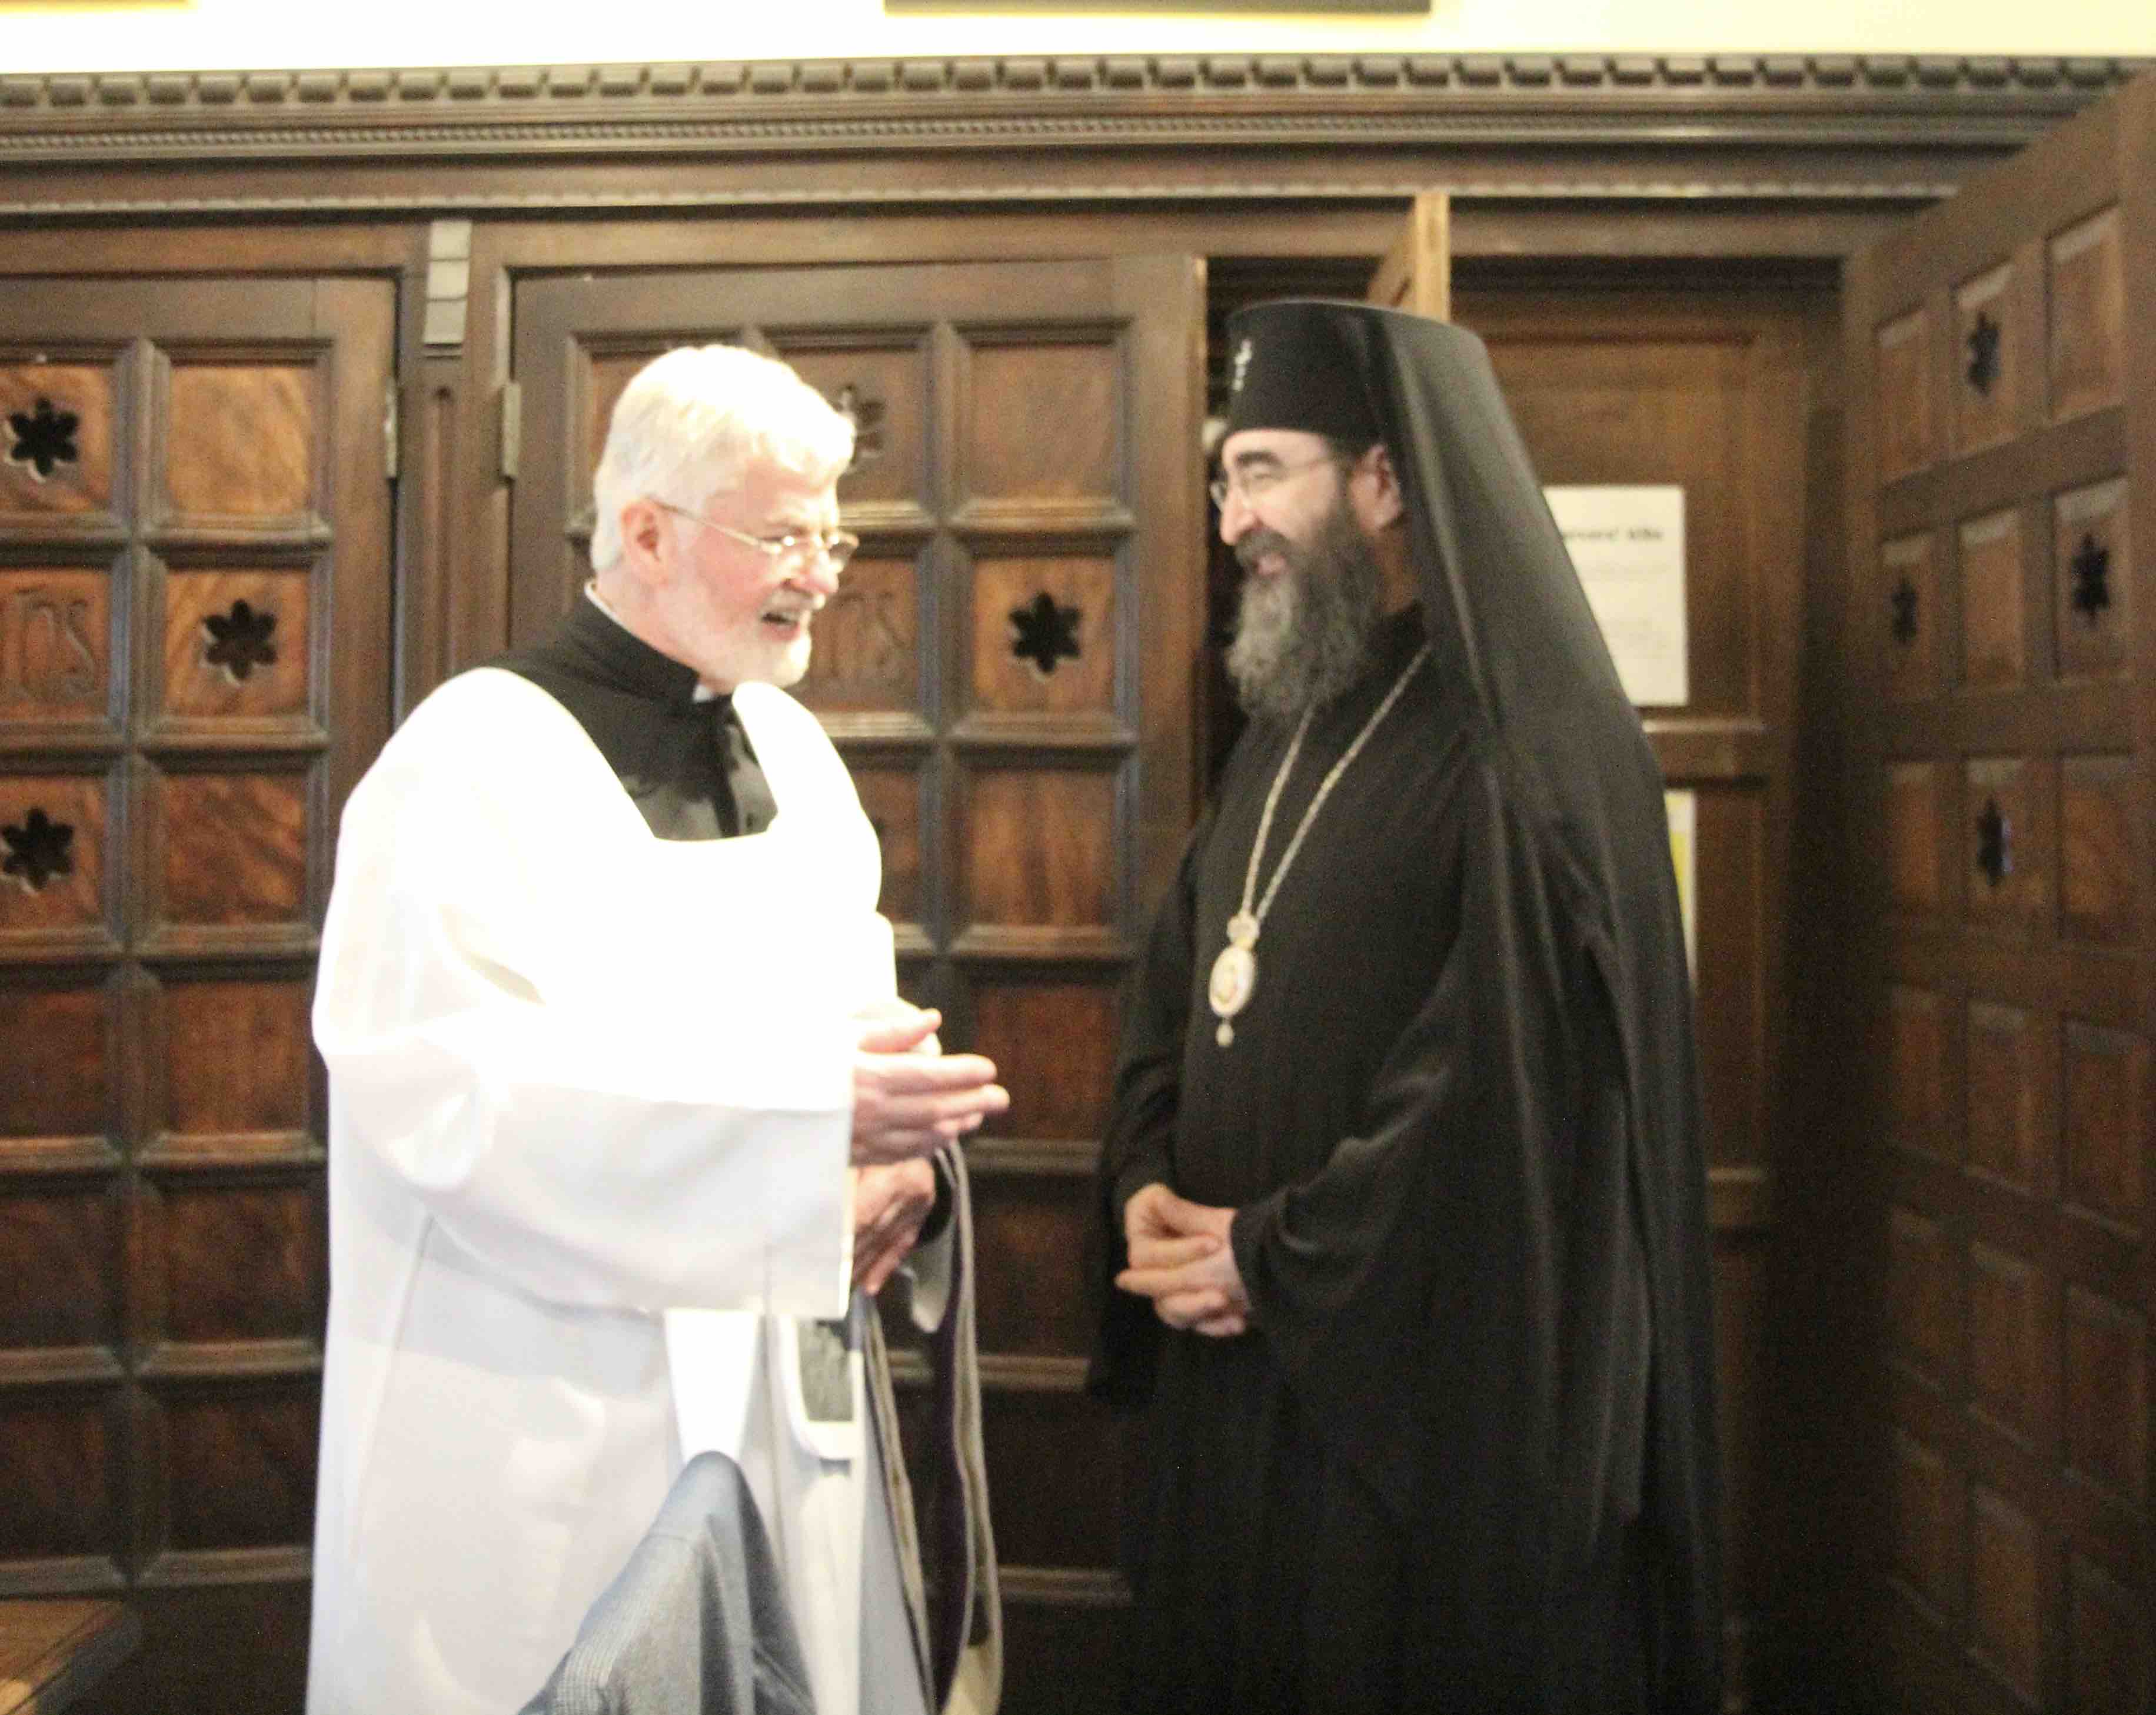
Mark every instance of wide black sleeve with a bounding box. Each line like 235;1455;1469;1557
1227;757;1658;1694
1083;808;1209;1409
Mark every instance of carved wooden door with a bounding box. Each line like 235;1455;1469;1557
0;277;394;1713
511;255;1205;1712
1842;70;2153;1712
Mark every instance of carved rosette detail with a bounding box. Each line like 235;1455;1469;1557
1889;577;1919;645
1975;797;2010;886
1965;311;2002;394
2069;533;2112;623
1009;591;1082;676
1;805;75;892
829;384;887;474
202;598;278;682
5;395;80;481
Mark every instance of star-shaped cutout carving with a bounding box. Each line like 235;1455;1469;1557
1890;577;1919;645
2069;532;2111;623
830;383;887;475
203;599;278;682
1;806;75;892
1974;797;2010;887
1009;591;1082;676
1965;311;2001;395
6;395;81;482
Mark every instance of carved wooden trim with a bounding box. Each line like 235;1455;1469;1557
0;53;2141;169
0;180;1985;225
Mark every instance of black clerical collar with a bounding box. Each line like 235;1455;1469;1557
557;587;711;707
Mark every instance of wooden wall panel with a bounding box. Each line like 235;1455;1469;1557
1950;262;2022;460
156;566;315;724
2062;1287;2148;1502
0;1391;123;1566
849;763;930;933
970;557;1118;719
0;357;122;527
1891;1428;1960;1618
0;770;116;950
773;337;933;515
0;277;391;1715
0;979;115;1152
146;766;312;932
0;568;113;726
797;553;923;713
980;1390;1123;1571
1889;987;1953;1161
2059;754;2135;944
1966;1002;2048;1195
1965;1240;2048;1443
967;1175;1093;1358
2068;1555;2150;1712
1889;1205;1958;1382
962;768;1119;933
1881;532;1940;700
151;1184;325;1348
2045;207;2125;425
158;1385;320;1553
961;340;1118;508
1958;508;2028;689
2061;1023;2147;1231
1969;1485;2043;1704
1964;755;2052;929
1876;308;1936;484
1840;70;2156;1713
157;975;315;1146
970;982;1117;1144
1886;762;1945;916
0;1187;122;1352
2052;478;2131;679
156;363;318;530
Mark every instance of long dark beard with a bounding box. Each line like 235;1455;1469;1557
1225;500;1386;727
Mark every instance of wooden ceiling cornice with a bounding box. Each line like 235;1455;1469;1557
0;52;2144;218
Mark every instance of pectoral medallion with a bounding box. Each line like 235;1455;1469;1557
1207;911;1260;1046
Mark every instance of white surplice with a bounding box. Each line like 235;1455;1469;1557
307;666;921;1715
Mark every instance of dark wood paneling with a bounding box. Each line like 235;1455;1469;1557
0;1186;122;1354
1840;69;2156;1714
0;275;392;1712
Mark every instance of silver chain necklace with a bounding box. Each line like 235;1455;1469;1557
1207;642;1432;1047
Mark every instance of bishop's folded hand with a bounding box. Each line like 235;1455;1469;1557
1117;1182;1250;1338
850;1006;1009;1164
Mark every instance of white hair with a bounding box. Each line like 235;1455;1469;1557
589;344;855;572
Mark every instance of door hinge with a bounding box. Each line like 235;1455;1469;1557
383;378;401;481
499;380;521;483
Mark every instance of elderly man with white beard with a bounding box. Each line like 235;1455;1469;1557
1089;300;1720;1715
308;344;1004;1715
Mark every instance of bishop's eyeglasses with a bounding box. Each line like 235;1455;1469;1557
1207;452;1343;512
653;500;861;572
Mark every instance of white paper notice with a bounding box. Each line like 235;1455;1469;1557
1545;485;1688;707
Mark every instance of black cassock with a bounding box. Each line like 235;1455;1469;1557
1090;307;1719;1714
